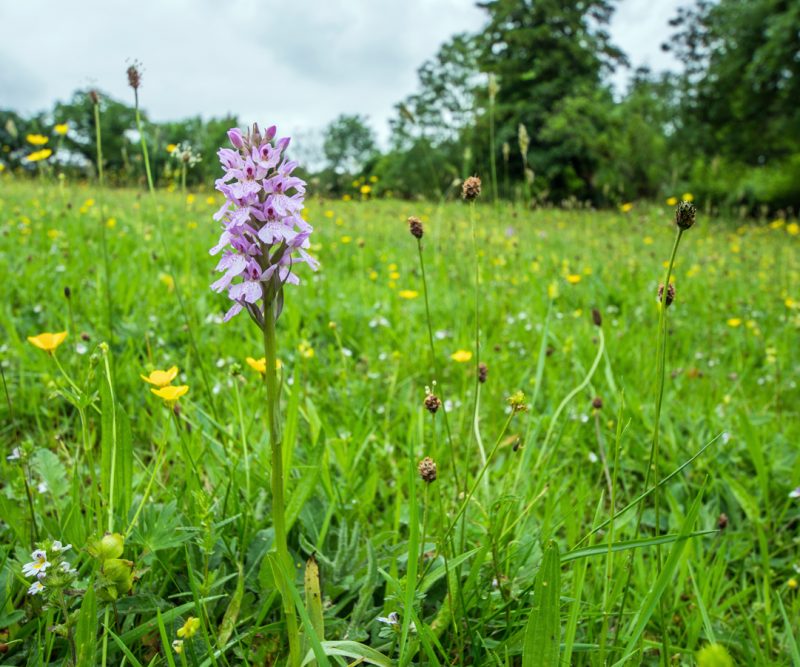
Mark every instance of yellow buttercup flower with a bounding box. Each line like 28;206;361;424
681;192;694;202
666;196;678;206
54;123;69;136
727;318;742;328
177;616;200;639
566;274;581;284
298;341;315;359
140;366;179;387
360;184;372;195
27;331;68;353
450;350;473;363
151;385;189;403
246;357;282;373
27;134;49;146
620;202;633;213
398;290;418;299
166;143;177;153
26;149;53;163
787;222;799;236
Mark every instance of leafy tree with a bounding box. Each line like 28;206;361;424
322;114;377;175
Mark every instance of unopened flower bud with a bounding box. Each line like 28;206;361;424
478;362;488;383
592;308;602;327
227;128;244;148
64;286;71;299
89;90;100;105
418;456;437;483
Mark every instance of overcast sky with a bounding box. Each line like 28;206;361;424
0;0;682;144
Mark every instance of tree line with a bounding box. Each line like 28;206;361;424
2;0;797;213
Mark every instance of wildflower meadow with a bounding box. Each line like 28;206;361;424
2;1;800;666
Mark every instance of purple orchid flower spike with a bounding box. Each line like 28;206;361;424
209;124;317;324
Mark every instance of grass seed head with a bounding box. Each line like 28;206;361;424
462;176;482;202
478;362;488;383
675;200;696;230
592;308;602;327
424;386;441;414
126;63;142;91
658;283;676;307
408;216;424;239
418;456;437;483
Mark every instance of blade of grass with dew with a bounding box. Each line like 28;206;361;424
522;540;561;667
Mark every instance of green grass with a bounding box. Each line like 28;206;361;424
1;179;799;665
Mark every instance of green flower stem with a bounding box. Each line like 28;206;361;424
262;298;300;665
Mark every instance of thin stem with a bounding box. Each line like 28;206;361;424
468;201;482;493
613;227;683;660
232;375;251;498
101;348;118;533
419;483;430;580
93;102;104;186
262;296;300;665
416;240;461;493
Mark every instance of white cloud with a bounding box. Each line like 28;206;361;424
0;0;682;142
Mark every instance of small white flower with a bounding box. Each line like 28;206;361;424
60;562;77;575
588;451;599;464
22;551;50;578
6;447;21;461
377;612;400;626
28;581;45;595
75;342;88;355
52;541;72;553
37;481;48;494
789;487;800;499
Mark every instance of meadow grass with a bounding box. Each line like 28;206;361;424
1;179;799;665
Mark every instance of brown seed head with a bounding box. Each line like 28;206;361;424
126;64;142;91
418;456;437;483
717;513;729;530
88;90;100;105
424;391;441;414
592;308;602;327
478;362;488;384
462;176;482;202
592;396;603;410
675;201;696;230
658;283;676;307
408;216;424;239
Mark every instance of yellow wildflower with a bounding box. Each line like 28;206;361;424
27;134;49;146
340;235;352;243
566;274;581;285
547;282;559;299
27;331;68;353
172;640;184;654
450;350;473;363
140;367;179;387
166;143;177;153
369;175;378;183
398;290;418;299
620;202;633;213
159;273;175;291
787;222;799;236
206;196;216;205
151;385;189;404
106;217;117;229
342;194;352;202
666;197;678;206
726;318;742;328
298;341;315;359
789;578;798;589
54;123;69;136
177;616;201;639
681;192;694;202
246;357;282;373
360;184;372;195
26;149;53;162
